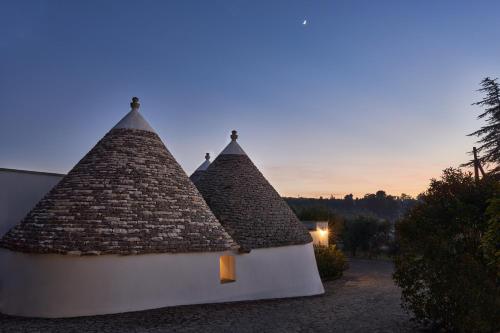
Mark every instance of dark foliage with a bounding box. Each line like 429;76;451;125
342;216;391;257
314;245;348;281
394;168;499;332
463;77;500;173
286;191;417;222
481;184;500;275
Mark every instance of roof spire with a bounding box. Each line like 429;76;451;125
231;130;238;141
191;152;212;175
112;97;155;132
130;97;140;110
220;130;246;155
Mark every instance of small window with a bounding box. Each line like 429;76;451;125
219;255;236;283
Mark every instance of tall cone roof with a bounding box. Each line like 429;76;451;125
0;98;235;255
193;131;312;250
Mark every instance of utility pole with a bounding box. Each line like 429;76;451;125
473;147;486;183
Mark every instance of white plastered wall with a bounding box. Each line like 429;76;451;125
0;170;63;236
0;242;324;318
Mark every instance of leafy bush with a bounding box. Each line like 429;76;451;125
393;168;499;332
481;191;500;275
314;245;348;281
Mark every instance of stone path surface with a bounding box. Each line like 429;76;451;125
0;259;421;332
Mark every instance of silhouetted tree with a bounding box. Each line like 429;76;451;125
464;77;500;173
394;168;499;332
286;191;417;222
344;194;354;209
342;216;390;257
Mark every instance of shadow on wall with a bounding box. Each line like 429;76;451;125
0;169;63;236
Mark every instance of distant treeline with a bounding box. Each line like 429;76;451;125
284;191;418;222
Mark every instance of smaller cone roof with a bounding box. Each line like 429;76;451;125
193;131;312;250
190;153;211;183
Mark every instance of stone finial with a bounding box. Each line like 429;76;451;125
230;130;238;141
130;97;140;110
205;153;210;161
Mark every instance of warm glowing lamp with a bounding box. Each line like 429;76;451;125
317;227;328;246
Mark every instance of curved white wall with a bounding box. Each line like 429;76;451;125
0;242;323;318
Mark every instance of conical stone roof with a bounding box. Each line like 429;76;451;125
0;98;235;255
193;131;312;251
190;153;211;183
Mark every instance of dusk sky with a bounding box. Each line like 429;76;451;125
1;0;499;198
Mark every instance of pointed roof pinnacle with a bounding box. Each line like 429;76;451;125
220;130;246;155
193;152;211;173
130;97;140;110
112;97;155;133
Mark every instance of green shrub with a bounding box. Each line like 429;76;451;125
481;192;500;275
394;168;499;332
314;245;348;281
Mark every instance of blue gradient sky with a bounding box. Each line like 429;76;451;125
1;0;499;197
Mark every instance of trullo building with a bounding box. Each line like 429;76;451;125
0;98;323;318
191;131;324;287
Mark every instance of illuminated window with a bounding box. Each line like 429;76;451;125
219;255;236;283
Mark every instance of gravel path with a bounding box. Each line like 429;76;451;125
0;258;421;332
